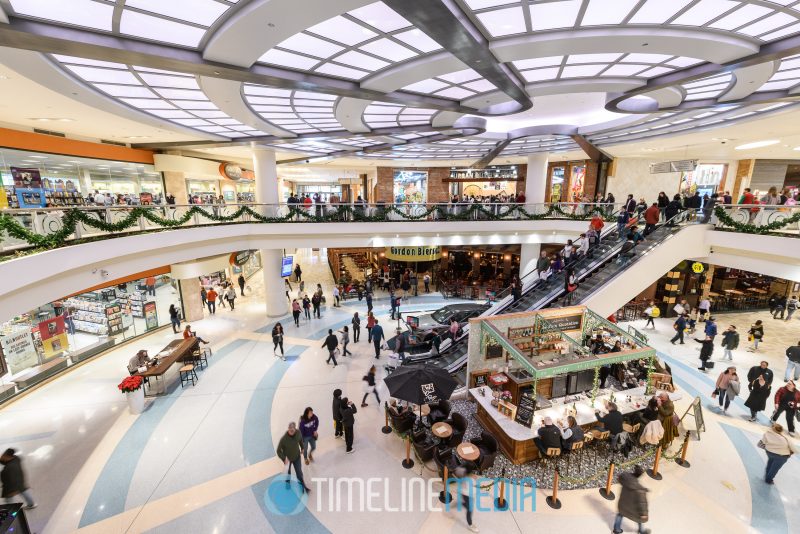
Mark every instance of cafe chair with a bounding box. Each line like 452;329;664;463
433;447;456;479
541;447;562;475
190;349;208;371
179;364;198;388
445;412;467;448
413;437;436;463
564;440;585;476
472;432;498;473
390;410;415;436
589;429;610;465
429;400;452;424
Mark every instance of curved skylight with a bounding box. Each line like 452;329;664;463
362;103;437;129
501;135;581;155
242;85;344;134
401;69;498;101
680;72;734;101
512;53;702;83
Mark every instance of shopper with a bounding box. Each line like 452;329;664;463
340;397;357;453
169;304;181;333
216;285;226;309
786;295;799;321
453;466;479;533
762;423;795;484
333;285;341;307
183;325;210;344
657;391;679;448
695;336;714;371
365;290;373;312
276;422;310;494
332;389;344;439
322;329;339;367
747;320;764;351
772;381;800;436
349;312;361;343
225;285;236;310
0;449;36;509
424;272;431;293
291;299;301;327
745;370;771;422
238;273;246;296
366;311;376;342
713;367;739;414
698;299;711;321
670;314;687;345
299;407;319;465
294;264;302;282
643;202;660;235
302;295;311;320
557;415;585;452
311;291;322;319
720;325;739;361
563;267;577;306
371;319;385;359
773;295;787;320
272;322;285;360
665;194;683;224
643;301;659;329
534;417;562;456
206;287;217;314
361;365;380;407
785;341;800;381
200;287;207;308
285;279;293;301
390;290;398;320
339;326;352;357
145;275;156;296
612;465;649;534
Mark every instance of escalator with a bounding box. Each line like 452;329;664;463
420;211;692;382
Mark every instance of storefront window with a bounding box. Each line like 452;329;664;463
570;165;585;202
0;147;163;208
186;179;219;204
393;170;427;204
550;167;565;202
0;273;178;401
680;164;725;197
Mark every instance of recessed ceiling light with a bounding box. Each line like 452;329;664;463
734;140;780;150
793;147;800;151
28;118;75;122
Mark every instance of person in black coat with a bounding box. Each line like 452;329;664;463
595;402;624;436
665;195;683;224
322;329;338;367
0;449;36;509
534;417;562;455
695;336;714;371
332;389;343;439
745;374;771;422
613;466;648;534
340;397;358;453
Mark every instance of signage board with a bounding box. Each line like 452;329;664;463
10;167;42;189
514;391;536;428
230;250;253;267
281;255;294;278
385;246;442;262
540;313;583;333
38;316;69;358
0;329;39;375
691;262;705;274
144;302;159;331
405;315;419;329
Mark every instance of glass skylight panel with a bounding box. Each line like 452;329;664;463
120;11;206;47
621;53;672;64
666;57;703;67
738;12;798;36
438;69;482;84
529;0;581;30
64;65;140;85
513;56;563;69
365;105;403;114
307;16;377;46
248;98;291;106
402;79;450;93
671;0;740;26
93;84;156;98
769;69;800;80
52;55;126;69
393;29;443;53
686;82;729;93
629;0;692;24
581;0;639;25
757;79;800;91
315;63;369;80
348;2;411;32
244;86;293;97
434;87;476;99
709;4;774;30
601;64;650;76
567;53;622;64
333;50;390;71
464;0;518;8
173;118;212;127
147;109;194;119
277;33;344;59
193;110;228;119
10;0;113;31
172;100;218;109
138;73;200;89
521;67;559;82
476;7;527;37
259;49;320;70
561;64;607;78
359;39;417;62
120;98;174;109
464;79;497;92
153;88;206;100
124;0;229;26
295;91;337;100
761;22;800;41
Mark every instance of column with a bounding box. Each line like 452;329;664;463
163;171;189;204
179;279;204;322
252;145;287;317
519;154;549;278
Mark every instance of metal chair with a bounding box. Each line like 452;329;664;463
190;349;208;371
564;440;585;477
179;364;197;387
589;429;610;466
542;447;562;481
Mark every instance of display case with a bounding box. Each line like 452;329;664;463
65;297;124;336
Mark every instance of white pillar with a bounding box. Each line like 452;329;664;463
252;145;279;210
520;154;549;278
252;145;286;316
260;248;288;317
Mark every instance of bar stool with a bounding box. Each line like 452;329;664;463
582;434;594;470
623;422;641;442
541;447;561;480
565;440;584;477
191;349;208;371
589;429;610;465
179;364;197;387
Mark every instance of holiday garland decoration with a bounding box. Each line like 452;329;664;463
591;365;601;406
714;205;800;234
0;203;617;252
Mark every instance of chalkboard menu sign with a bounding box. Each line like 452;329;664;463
514;391;536;428
541;313;583;333
472;371;490;388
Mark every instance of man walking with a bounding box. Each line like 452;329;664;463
1;448;37;509
365;290;373;313
276;422;311;494
772;381;800;436
238;273;246;296
704;315;717;340
721;325;739;361
322;329;339;367
332;389;343;439
773;295;787;320
670;314;687;345
371;319;385;359
352;312;361;343
612;465;649;534
785;341;800;382
206;287;217;314
786;295;799;321
340;397;357;454
536;250;550;279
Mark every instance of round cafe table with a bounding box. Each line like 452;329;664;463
456;442;480;462
412;403;431;416
431;422;453;439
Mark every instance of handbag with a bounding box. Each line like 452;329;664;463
757;440;766;450
711;388;718;398
567;284;577;292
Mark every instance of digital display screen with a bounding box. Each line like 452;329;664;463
281;256;294;278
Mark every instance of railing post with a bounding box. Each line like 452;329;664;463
599;461;615;500
647;445;663;480
546;467;562;509
675;432;691;468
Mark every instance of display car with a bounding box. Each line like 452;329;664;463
408;303;490;341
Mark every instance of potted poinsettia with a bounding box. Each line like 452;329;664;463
500;390;513;402
118;375;145;414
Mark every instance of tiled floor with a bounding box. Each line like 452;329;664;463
0;250;798;534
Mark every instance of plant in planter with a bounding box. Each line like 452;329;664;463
118;376;144;393
499;390;512;402
118;376;145;414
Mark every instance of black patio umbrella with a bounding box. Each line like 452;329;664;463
383;364;458;406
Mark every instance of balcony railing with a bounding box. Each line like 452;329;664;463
713;204;800;236
0;202;620;253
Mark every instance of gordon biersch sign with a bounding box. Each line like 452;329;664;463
385;246;442;261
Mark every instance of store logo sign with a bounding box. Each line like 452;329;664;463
385;246;442;261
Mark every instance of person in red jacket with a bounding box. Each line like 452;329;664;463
643;203;660;236
772;381;800;436
590;214;605;233
739;187;759;223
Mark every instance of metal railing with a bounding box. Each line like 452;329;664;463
0;202;621;253
713;204;800;235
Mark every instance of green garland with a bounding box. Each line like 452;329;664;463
0;203;618;252
714;205;800;234
645;356;656;395
591;366;601;407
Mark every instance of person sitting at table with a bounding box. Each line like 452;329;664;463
183;325;210;345
595;401;624;437
388;400;416;422
558;416;585;453
591;333;607;354
534;417;562;456
127;350;151;375
610;340;622;353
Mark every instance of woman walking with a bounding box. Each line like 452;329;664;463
225;285;237;310
695;335;714;372
761;423;795;484
747;320;764;351
272;322;285;360
361;366;380;407
302;295;311;320
366;311;376;343
352;312;361;343
339;326;352;357
745;374;771;422
292;299;301;327
713;366;740;414
720;325;739;361
169;304;181;333
643;301;659;329
299;407;319;465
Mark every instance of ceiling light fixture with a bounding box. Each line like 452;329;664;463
28;118;75;122
734;140;780;150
